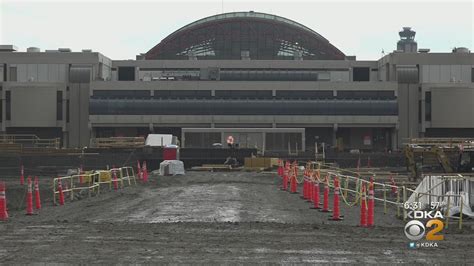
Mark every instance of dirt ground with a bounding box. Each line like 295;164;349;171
1;171;473;264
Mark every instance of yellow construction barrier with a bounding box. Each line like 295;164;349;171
53;166;137;205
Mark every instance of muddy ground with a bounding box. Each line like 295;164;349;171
1;171;473;264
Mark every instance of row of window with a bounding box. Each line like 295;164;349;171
116;66;372;82
90;99;398;116
91;90;396;100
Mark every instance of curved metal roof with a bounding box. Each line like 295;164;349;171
170;11;327;42
145;11;345;60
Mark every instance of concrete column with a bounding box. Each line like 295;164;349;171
302;130;306;152
1;94;5;132
68;65;92;148
181;130;185;147
391;128;398;151
332;124;338;148
62;131;68;148
68;83;90;148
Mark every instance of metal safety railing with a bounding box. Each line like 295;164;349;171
0;134;60;149
53;172;100;205
53;166;137;205
288;161;469;229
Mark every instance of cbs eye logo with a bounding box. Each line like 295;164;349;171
404;219;444;241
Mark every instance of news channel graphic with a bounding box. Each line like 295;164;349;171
403;201;445;249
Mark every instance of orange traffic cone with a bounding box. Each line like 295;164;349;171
34;177;41;210
308;179;313;202
300;176;306;199
293;161;298;177
26;177;33;215
142;161;148;182
360;184;367;227
137;160;142;180
330;177;343;221
113;169;119;190
301;177;307;199
390;175;398;195
311;179;321;209
367;177;375;227
58;179;65;206
0;182;8;221
277;159;283;177
320;176;331;213
290;174;297;193
20;165;25;185
79;165;84;184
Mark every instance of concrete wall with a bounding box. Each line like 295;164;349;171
10;86;57;127
431;87;474;128
421;65;472;83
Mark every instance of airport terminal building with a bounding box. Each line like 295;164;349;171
0;12;473;153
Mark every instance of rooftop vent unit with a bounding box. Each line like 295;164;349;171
452;47;470;53
0;45;18;52
418;48;430;53
82;49;92;53
27;47;40;53
58;48;71;52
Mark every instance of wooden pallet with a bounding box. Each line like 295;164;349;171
0;143;22;153
191;164;240;171
93;137;145;148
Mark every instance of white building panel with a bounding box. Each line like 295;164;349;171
318;72;330;81
58;64;67;82
27;64;38;81
439;65;450;82
17;64;27;82
111;70;117;81
461;65;471;83
38;64;48;82
450;64;461;82
48;64;59;81
421;65;429;83
428;65;440;83
330;71;349;82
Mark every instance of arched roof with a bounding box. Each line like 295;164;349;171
145;11;345;60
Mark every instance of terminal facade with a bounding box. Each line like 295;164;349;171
0;12;473;152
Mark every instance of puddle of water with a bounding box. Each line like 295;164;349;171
149;184;241;223
99;184;243;223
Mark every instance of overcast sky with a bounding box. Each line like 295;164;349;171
0;0;472;60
